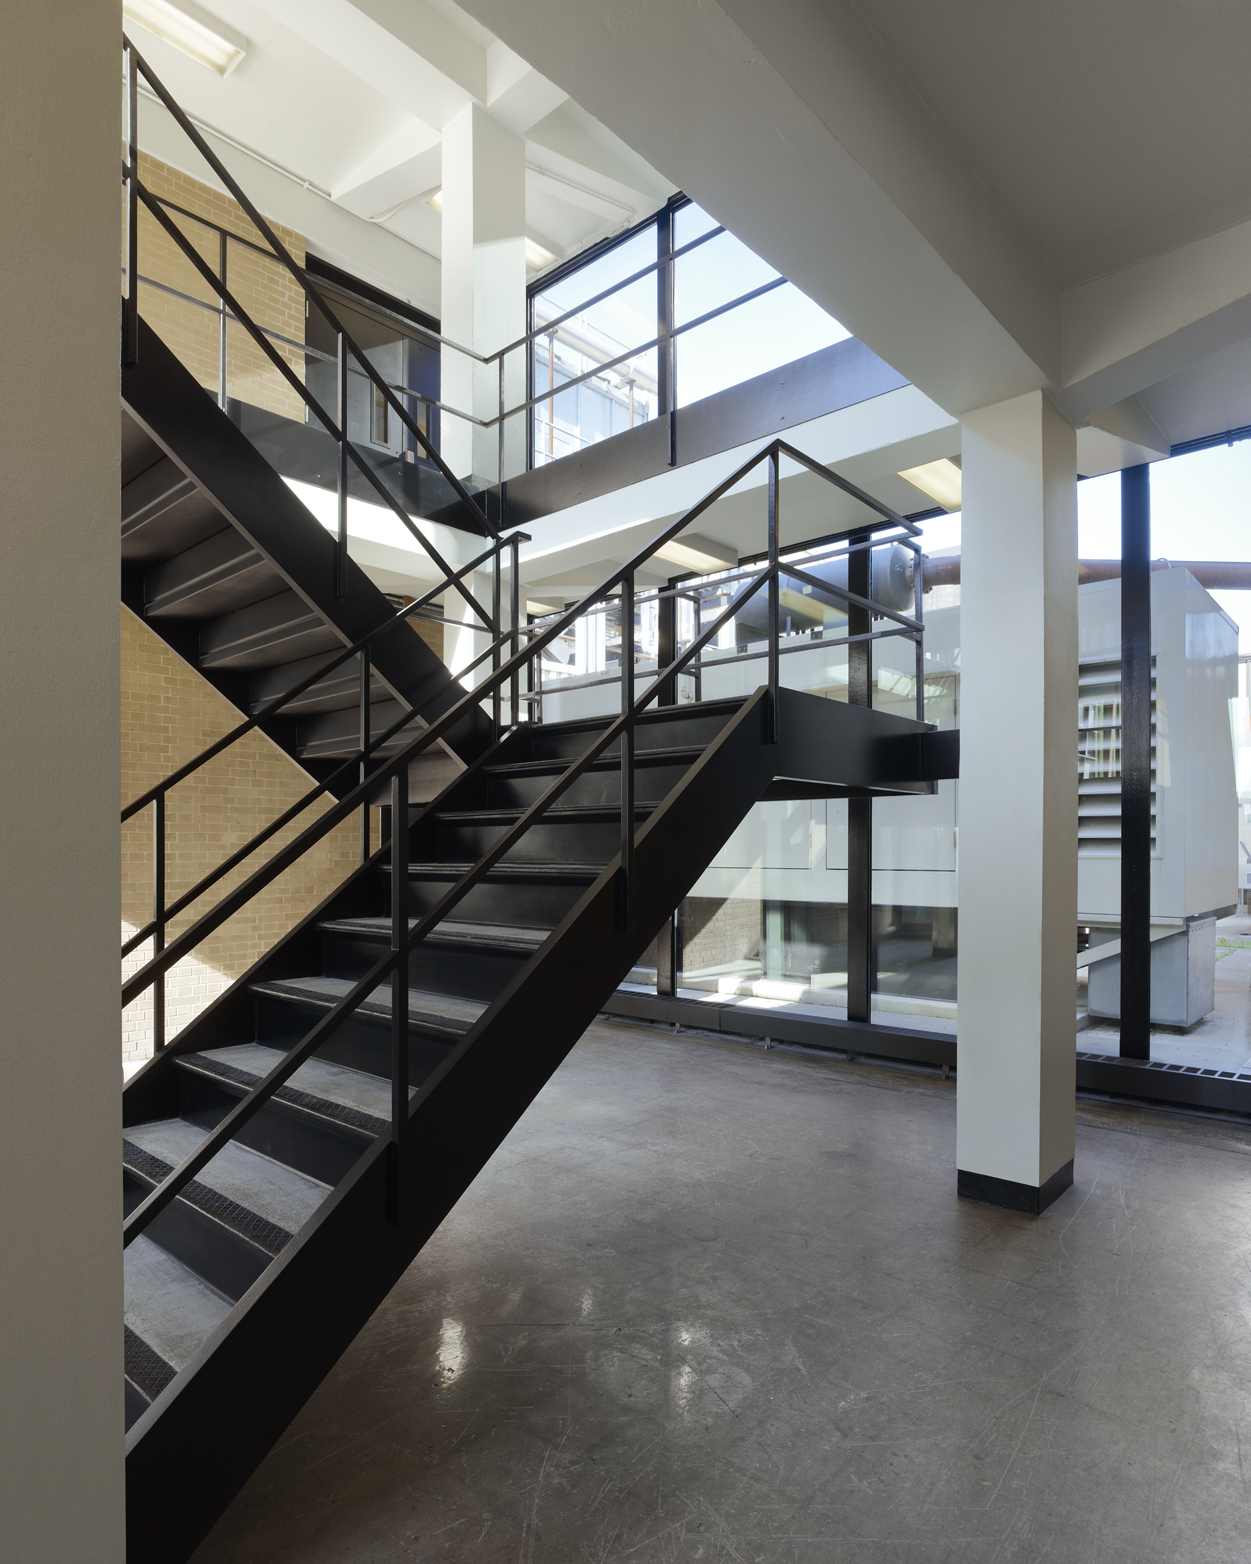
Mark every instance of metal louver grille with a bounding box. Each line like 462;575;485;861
1077;655;1156;855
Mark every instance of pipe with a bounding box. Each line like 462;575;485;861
920;555;1251;591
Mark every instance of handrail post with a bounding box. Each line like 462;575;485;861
124;40;139;368
847;528;874;1025
491;542;502;739
498;352;505;490
914;548;925;722
359;646;371;863
388;764;409;1225
217;231;228;409
618;571;636;933
767;448;780;743
509;531;521;728
152;794;166;1052
336;330;348;598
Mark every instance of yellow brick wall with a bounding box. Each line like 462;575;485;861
133;153;307;421
121;607;368;1062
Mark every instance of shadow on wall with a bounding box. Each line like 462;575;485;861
121;608;362;1063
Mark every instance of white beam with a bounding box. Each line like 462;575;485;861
485;42;567;137
331;118;441;218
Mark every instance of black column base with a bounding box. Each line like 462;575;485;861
957;1159;1074;1215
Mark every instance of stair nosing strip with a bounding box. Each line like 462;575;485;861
122;1138;293;1258
124;1324;177;1406
177;1054;388;1138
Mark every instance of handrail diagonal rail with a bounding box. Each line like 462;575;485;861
131;173;496;620
122;575;770;1247
125;35;495;540
121;439;776;1005
122;433;915;1007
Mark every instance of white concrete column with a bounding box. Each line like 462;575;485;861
440;104;527;487
956;391;1078;1214
0;4;125;1559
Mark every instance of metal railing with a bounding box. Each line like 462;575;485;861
121;433;922;1241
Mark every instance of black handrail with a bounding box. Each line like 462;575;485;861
123;35;494;547
122;573;771;1248
122;435;911;1008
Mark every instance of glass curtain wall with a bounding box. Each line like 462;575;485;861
528;196;849;468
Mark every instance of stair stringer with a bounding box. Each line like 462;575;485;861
123;685;934;1562
121;318;494;781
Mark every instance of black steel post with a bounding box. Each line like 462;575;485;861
766;450;780;743
658;206;676;466
218;231;228;409
618;572;636;933
336;331;348;597
1121;464;1152;1059
388;765;409;1224
152;794;166;1051
656;906;682;997
359;647;371;864
124;42;139;368
509;533;521;727
847;533;874;1024
491;542;502;738
657;581;677;707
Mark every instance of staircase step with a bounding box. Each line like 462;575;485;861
198;590;340;672
123;1119;329;1250
178;1039;419;1137
124;1236;232;1384
482;744;704;777
295;700;424;760
435;805;652;824
144;527;284;620
251;978;486;1042
120;455;222;564
319;916;550;954
249;651;388;717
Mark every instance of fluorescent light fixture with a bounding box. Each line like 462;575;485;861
897;457;962;511
124;0;247;76
653;533;737;576
427;189;443;212
525;238;556;272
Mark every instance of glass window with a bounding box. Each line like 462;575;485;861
531;228;659;466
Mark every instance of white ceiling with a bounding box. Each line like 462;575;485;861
126;0;675;295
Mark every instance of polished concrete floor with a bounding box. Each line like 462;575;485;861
192;1020;1251;1564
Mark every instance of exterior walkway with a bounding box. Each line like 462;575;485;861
192;1018;1251;1563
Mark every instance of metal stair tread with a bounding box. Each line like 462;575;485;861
180;1041;416;1135
125;1234;233;1378
319;916;550;952
434;805;653;823
483;745;704;776
395;860;603;879
250;977;486;1034
124;1119;329;1244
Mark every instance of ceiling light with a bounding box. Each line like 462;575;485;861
653;533;737;576
897;458;962;511
525;238;556;272
427;189;443;212
124;0;247;76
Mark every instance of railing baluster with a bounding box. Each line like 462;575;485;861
124;41;139;367
336;330;348;598
359;646;371;863
914;547;925;723
509;532;521;729
152;793;166;1052
767;448;780;743
389;763;409;1225
491;542;502;739
218;231;228;410
618;571;636;933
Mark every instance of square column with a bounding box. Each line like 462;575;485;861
957;391;1078;1214
440;104;527;488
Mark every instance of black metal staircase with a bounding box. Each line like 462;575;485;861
117;35;956;1562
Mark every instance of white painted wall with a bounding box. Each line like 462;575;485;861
957;392;1078;1192
0;4;125;1558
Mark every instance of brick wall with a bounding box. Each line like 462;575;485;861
133;153;307;421
121;607;364;1062
681;895;763;974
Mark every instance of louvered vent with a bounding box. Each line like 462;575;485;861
1077;655;1156;855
